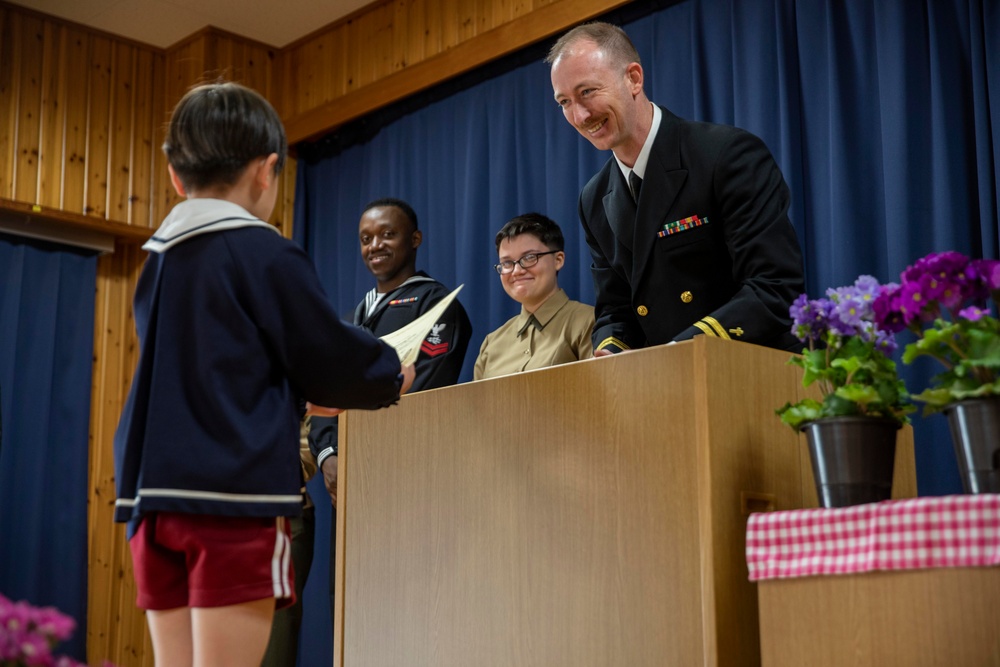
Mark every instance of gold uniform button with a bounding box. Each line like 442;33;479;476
636;305;648;316
681;291;693;303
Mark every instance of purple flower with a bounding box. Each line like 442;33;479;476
789;294;835;342
899;251;981;311
873;283;906;333
959;306;986;321
0;594;113;667
902;250;969;284
874;328;898;353
830;293;867;334
35;607;75;643
897;281;924;324
55;656;92;667
920;272;963;309
969;258;1000;301
17;632;52;665
3;599;33;635
789;293;812;326
790;275;904;354
977;259;1000;290
852;275;882;303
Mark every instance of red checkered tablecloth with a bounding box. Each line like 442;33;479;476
745;495;1000;581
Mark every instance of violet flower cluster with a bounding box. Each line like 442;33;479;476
872;251;1000;331
871;251;1000;412
0;594;112;667
791;274;898;354
777;276;913;430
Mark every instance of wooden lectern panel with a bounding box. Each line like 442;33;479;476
336;337;915;667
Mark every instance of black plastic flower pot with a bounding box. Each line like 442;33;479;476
799;416;899;508
943;397;1000;494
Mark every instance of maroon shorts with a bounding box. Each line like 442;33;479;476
129;512;294;611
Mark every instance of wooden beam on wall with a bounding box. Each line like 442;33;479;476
283;0;630;143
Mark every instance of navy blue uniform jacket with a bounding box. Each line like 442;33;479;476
114;199;402;536
308;273;472;464
580;107;804;352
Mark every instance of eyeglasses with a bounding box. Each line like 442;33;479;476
494;250;559;275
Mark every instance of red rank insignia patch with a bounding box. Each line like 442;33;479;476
420;340;449;357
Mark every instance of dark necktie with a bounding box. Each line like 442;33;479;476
629;170;642;203
517;314;541;337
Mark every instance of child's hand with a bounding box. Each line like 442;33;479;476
399;363;416;395
305;402;343;417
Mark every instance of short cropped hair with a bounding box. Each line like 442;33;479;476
163;82;287;192
495;213;565;252
362;197;419;230
544;21;641;72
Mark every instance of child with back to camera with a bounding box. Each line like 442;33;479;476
113;81;414;667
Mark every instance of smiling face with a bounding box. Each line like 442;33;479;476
358;205;421;292
498;233;564;313
550;38;650;165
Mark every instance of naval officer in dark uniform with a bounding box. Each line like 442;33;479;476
547;22;804;354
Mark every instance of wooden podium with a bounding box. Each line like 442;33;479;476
335;337;916;667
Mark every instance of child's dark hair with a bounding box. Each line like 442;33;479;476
163;82;287;192
362;197;419;230
495;213;565;252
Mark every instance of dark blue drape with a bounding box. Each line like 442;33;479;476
0;233;97;660
295;1;998;663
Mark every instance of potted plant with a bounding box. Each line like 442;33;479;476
872;250;1000;493
776;275;914;507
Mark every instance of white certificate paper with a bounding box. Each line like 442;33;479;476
379;285;464;365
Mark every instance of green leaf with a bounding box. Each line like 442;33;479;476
911;387;957;413
775;399;823;430
830;356;863;375
835;384;880;406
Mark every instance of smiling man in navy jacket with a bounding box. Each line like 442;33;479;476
548;22;804;355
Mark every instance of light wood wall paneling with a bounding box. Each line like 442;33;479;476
149;70;176;228
61;25;92;214
0;6;13;198
37;20;62;209
107;43;135;223
273;156;297;238
393;0;419;70
3;0;625;222
162;34;206;215
165;28;277;99
293;13;349;98
357;3;395;89
12;12;42;203
0;4;166;227
88;241;151;667
162;35;205;216
282;0;629;143
160;28;281;219
129;48;162;228
204;29;278;98
85;35;113;219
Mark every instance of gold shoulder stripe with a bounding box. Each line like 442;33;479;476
700;316;731;339
596;336;630;351
693;321;716;337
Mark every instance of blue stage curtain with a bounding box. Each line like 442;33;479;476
0;233;97;661
294;2;997;661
